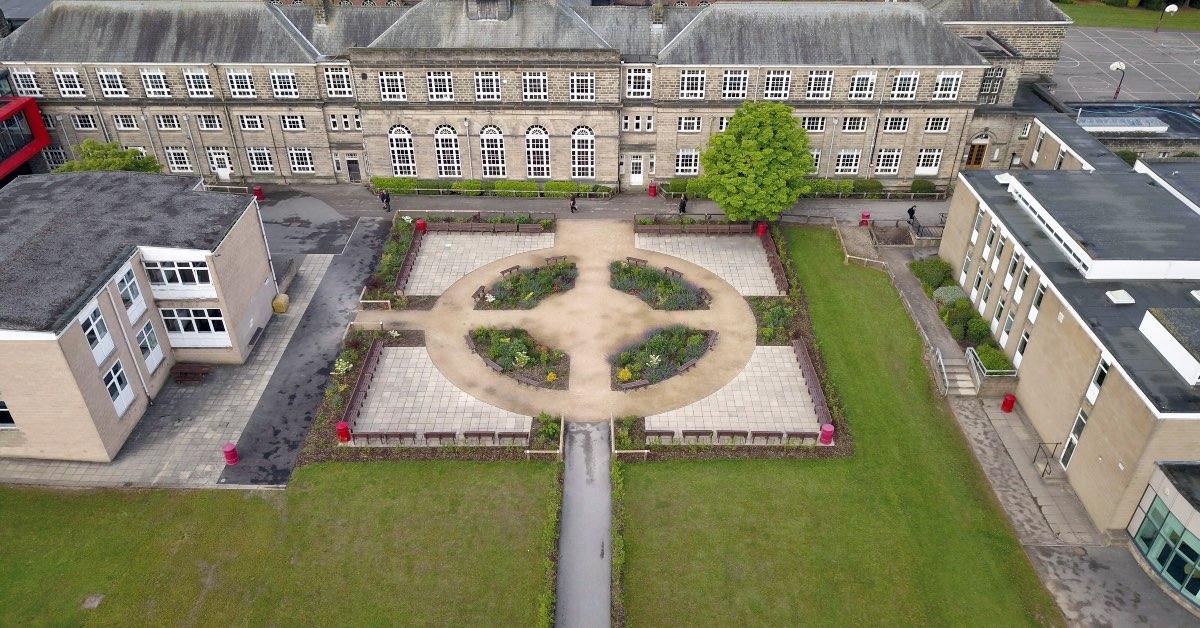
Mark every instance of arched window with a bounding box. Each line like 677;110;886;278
386;0;400;5
479;125;506;178
525;125;550;179
292;0;305;5
698;0;709;6
339;0;352;6
434;124;461;178
389;125;415;177
571;126;595;179
362;0;376;5
675;1;688;6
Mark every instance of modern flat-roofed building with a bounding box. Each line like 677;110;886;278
0;171;277;462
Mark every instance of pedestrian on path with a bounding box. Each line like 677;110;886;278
569;194;577;213
382;190;392;213
679;193;688;214
907;205;916;224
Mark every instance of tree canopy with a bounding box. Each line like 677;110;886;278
54;140;163;174
698;102;813;222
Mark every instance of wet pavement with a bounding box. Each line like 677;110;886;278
258;186;359;256
557;422;612;628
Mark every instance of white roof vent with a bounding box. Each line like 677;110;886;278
1192;289;1200;305
1107;289;1136;305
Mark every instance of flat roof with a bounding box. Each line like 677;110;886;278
1034;112;1133;173
1066;103;1200;141
1009;170;1200;261
1152;308;1200;363
0;172;252;333
963;170;1200;414
1143;160;1200;209
1161;462;1200;512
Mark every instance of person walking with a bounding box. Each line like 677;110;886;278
382;190;392;213
906;205;916;224
678;193;688;214
569;194;577;214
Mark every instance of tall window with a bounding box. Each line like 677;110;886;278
675;149;699;176
571;126;595;179
980;66;1005;105
136;322;163;372
434;125;461;177
525;125;550;179
164;147;192;173
104;360;133;415
280;115;305;131
54;70;86;97
835;150;860;175
679;70;706;99
1059;408;1088;469
805;70;833;100
1086;358;1111;404
288;147;315;173
140;70;171;97
97;69;128;97
116;268;143;313
379;71;406;101
113;114;139;131
570;72;596;102
626;67;652;99
891;72;918;100
80;306;110;353
227;70;256;98
523;72;548;101
722;70;748;99
848;72;876;100
427;71;454;101
915;149;942;175
933;72;962;100
206;148;233;174
388;125;415;177
763;70;790;100
324;67;355;98
0;401;13;427
875;148;902;175
271;71;299;98
184;70;213;98
479;125;506;178
11;70;41;96
475;71;501;101
246;147;274;173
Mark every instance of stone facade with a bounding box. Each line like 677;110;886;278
942;23;1068;76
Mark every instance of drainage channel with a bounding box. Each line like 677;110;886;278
555;421;612;628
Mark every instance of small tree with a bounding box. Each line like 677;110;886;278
54;139;162;173
699;102;813;222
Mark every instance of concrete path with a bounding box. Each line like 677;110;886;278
556;421;611;628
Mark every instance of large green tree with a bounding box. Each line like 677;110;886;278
54;139;162;173
699;101;813;222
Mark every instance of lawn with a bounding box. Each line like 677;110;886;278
620;228;1062;626
1059;2;1200;31
0;461;559;626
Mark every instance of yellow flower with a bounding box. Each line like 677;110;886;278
617;368;632;382
546;372;558;383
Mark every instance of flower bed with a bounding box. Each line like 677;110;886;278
632;213;753;234
611;326;715;389
609;260;708;310
361;219;416;308
530;412;563;450
422;212;556;233
747;297;798;345
468;327;569;389
477;261;578;310
910;258;1014;370
372;176;613;199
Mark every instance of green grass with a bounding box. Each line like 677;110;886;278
621;228;1062;626
1059;2;1200;31
0;461;559;625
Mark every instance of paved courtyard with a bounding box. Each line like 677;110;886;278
351;346;531;440
645;346;819;436
405;232;555;295
0;255;332;487
633;233;782;296
1054;27;1200;102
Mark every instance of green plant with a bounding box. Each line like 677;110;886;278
533;412;561;448
371;176;419;194
1116;149;1139;166
932;285;968;307
542;181;581;197
909;258;954;293
451;179;484;196
609;261;706;310
975;344;1014;371
666;179;689;195
910;179;937;194
966;317;991;345
611;325;711;385
749;297;797;345
480;262;578;309
1175;151;1200;158
54;139;162;173
852;178;884;198
685;177;712;200
537;218;554;231
943;299;974;342
610;459;628;625
492;180;541;198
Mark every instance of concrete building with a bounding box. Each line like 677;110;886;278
0;172;277;462
0;0;1068;190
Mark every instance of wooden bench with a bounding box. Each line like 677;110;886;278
619;379;650;391
463;431;496;444
500;265;522;276
663;267;683;280
544;255;568;266
472;286;486;301
717;430;749;442
644;429;674;439
423;431;457;443
682;429;714;439
625;256;647;267
171;363;212;384
751;430;784;442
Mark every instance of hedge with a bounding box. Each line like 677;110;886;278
976;343;1014;371
799;178;855;198
543;181;583;197
852;178;884;195
684;177;711;199
1116;150;1138;166
451;180;485;196
493;180;541;197
910;179;937;194
909;258;954;294
371;176;608;198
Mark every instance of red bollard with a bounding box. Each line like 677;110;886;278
756;222;768;237
415;217;427;234
647;181;658;198
336;421;351;443
819;423;835;445
222;442;239;466
1001;393;1016;413
252;185;264;202
859;211;871;227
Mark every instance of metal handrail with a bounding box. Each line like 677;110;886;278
934;347;949;396
1033;441;1062;478
966;346;1017;380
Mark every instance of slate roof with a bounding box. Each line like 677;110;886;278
0;0;319;63
0;0;54;21
655;3;987;67
280;5;409;56
921;0;1070;23
367;0;610;50
0;172;253;333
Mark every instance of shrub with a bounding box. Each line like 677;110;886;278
800;178;855;198
1116;150;1139;166
975;344;1013;371
932;285;968;307
492;180;540;198
910;178;937;194
685;177;711;200
533;412;561;449
543;181;582;197
451;179;484;196
666;179;690;194
749;297;796;345
909;258;954;293
371;176;419;194
609;261;706;310
966;317;991;345
611;325;711;385
592;184;613;196
470;328;568;384
852;178;884;197
1176;151;1200;158
944;299;974;341
481;262;579;309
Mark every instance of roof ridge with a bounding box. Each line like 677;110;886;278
655;3;711;62
366;0;426;48
265;2;323;61
562;2;613;49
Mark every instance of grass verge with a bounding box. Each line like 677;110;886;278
1059;2;1200;30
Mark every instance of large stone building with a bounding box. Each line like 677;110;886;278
0;0;1068;190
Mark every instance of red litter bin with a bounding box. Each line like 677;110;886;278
647;181;658;198
1001;393;1016;413
252;185;264;202
859;211;871;227
415;217;427;234
222;442;239;466
336;421;351;443
819;423;835;445
756;222;768;237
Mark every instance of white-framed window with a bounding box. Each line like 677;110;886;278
162;308;226;335
40;113;54;130
875;148;902;175
434;124;461;177
239;115;264;131
72;114;97;130
1086;358;1110;404
675;149;699;176
1053;150;1066;170
933;72;962;100
842;116;867;133
246;147;274;173
206;148;233;174
915;148;942;176
227;70;256;98
979;281;992;315
270;71;299;99
569;72;596;102
474;71;501;102
722;69;748;99
677;116;701;133
980;66;1005;105
1019;121;1031;139
164;146;192;173
679;69;706;99
184;70;213;98
479;125;506;178
1031;130;1046;163
971;269;983;301
427;71;454;101
379;71;406;101
802;116;824;133
999;311;1016;347
991;299;1006;333
287;147;315;173
126;146;147;157
0;401;14;428
324;66;355;98
197;114;222;131
571;126;595;178
11;70;41;96
54;69;86;97
924;117;950;133
959;252;971;285
891;72;918;100
882;117;908;133
140;70;171;97
717;116;729;132
388;125;415;177
113;114;139;131
810;150;820;171
848;72;876;100
806;70;833;100
156;114;180;131
763;70;790;100
835;150;860;175
623;115;654;132
1028;284;1046;323
626;67;652;99
970;208;984;244
1004;253;1021;289
42;147;67;168
1014;267;1030;303
80;305;113;363
116;267;145;320
1014;331;1030;368
522;72;548;101
136;321;163;373
96;69;128;97
1059;408;1088;469
280;115;305;131
144;260;210;286
982;224;997;259
525;125;550;179
104;360;134;416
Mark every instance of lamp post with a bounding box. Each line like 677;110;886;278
1110;61;1127;100
1155;3;1179;32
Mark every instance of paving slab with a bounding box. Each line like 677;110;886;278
634;233;782;296
406;232;555;295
